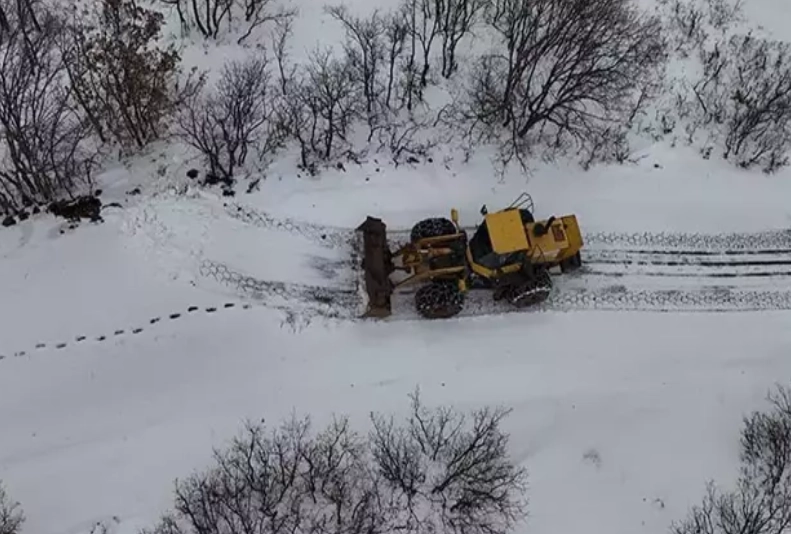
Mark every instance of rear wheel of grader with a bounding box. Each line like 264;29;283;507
560;251;582;273
415;280;464;319
505;269;553;308
410;217;457;242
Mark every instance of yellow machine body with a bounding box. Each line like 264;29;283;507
355;193;584;319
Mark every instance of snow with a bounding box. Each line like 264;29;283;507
2;0;791;534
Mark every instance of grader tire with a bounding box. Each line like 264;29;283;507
506;270;552;308
415;281;464;319
560;251;582;273
410;217;457;242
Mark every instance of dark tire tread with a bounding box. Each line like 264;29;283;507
415;280;464;319
410;218;457;243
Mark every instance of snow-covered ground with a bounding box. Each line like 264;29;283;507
2;0;791;533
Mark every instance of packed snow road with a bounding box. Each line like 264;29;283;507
202;202;791;319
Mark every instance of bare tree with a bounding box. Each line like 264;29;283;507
158;0;295;44
382;10;409;112
440;0;485;78
657;0;744;57
274;44;361;171
59;0;201;152
0;10;97;213
688;34;791;173
722;36;791;172
369;390;528;534
0;0;41;43
177;56;283;182
270;17;314;171
0;483;24;534
143;394;527;534
462;0;666;170
302;49;362;160
672;385;791;534
326;5;385;139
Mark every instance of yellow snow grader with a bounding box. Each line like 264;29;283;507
355;193;584;319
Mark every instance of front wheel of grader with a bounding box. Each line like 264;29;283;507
410;217;458;242
415;280;465;319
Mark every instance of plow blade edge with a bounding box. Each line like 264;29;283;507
355;216;394;318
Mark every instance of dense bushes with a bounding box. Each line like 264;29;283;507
0;0;98;213
673;385;791;534
0;0;785;215
0;0;200;213
177;56;283;181
686;34;791;173
659;0;791;173
462;0;667;170
60;0;201;151
143;392;528;534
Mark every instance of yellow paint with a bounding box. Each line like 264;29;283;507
484;210;530;254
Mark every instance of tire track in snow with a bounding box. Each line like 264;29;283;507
215;203;791;320
225;201;791;254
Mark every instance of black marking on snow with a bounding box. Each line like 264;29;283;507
0;301;254;363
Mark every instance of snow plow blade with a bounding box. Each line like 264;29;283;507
355;216;394;318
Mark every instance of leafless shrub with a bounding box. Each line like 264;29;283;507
0;9;97;213
144;392;527;534
59;0;202;152
689;34;791;173
326;5;385;139
177;56;283;182
275;43;362;171
439;0;486;78
409;0;442;90
672;385;791;534
381;9;412;112
0;483;24;534
326;5;436;143
396;0;483;91
461;0;667;171
159;0;296;44
370;390;528;534
657;0;744;57
376;116;437;166
0;0;41;41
